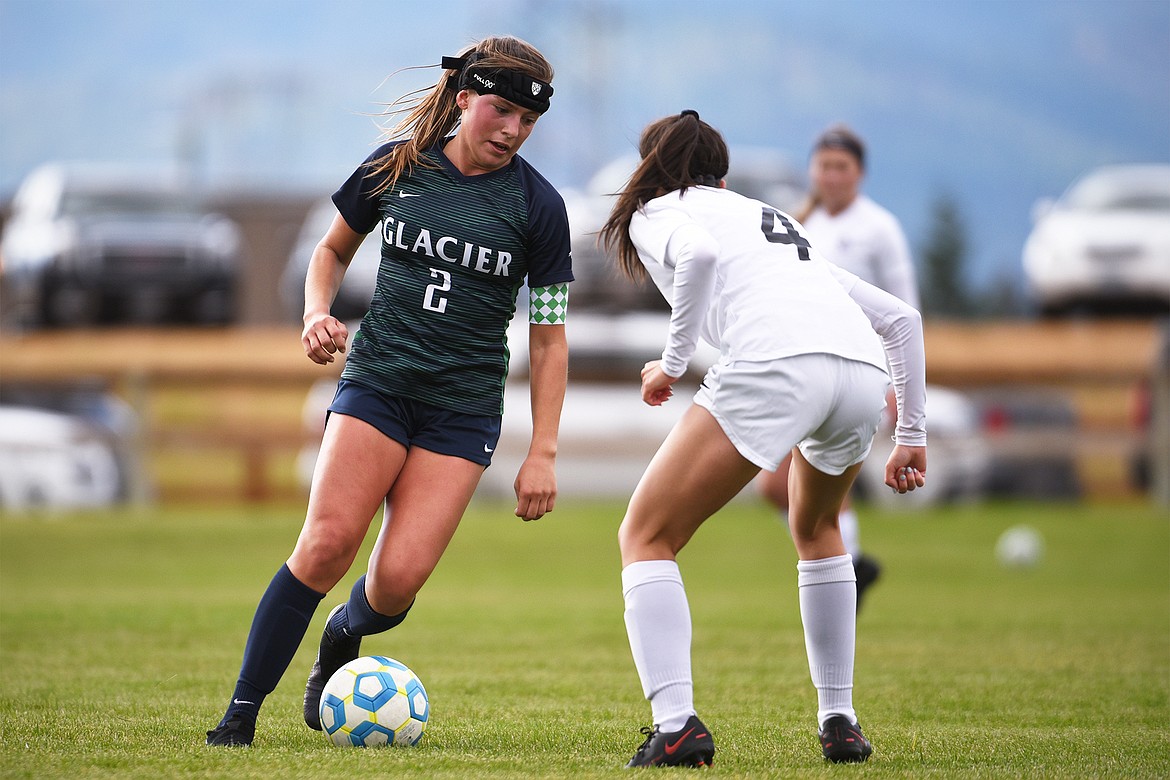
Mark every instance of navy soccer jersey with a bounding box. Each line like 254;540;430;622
332;140;573;416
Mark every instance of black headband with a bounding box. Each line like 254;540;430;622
814;130;865;168
442;53;553;114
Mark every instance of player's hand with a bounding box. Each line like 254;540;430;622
884;445;927;493
514;453;557;521
640;360;679;406
302;313;348;365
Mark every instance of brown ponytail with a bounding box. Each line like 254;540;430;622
599;111;729;283
366;36;554;195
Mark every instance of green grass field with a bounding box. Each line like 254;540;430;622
2;498;1167;778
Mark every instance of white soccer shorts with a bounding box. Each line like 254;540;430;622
693;353;890;474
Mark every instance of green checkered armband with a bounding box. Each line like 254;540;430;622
529;283;568;324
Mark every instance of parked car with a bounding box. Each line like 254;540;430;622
0;383;141;510
851;385;992;508
0;405;126;510
0;162;241;327
971;390;1083;500
279;197;381;323
1023;164;1170;317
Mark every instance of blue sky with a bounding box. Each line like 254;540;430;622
2;0;1167;292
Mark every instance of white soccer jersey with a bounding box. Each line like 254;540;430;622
629;186;926;446
802;194;919;309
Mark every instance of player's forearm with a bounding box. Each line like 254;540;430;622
303;245;349;321
526;326;568;458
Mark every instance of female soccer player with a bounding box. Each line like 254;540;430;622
206;36;573;747
757;124;921;609
599;111;927;767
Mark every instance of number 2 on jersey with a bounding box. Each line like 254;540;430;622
760;206;811;261
423;268;450;313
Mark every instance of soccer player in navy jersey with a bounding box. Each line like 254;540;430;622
207;36;572;747
599;112;927;766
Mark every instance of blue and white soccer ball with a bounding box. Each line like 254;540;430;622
319;655;429;747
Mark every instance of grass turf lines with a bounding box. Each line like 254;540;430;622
1;499;1167;778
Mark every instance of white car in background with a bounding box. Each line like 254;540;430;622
1023;164;1170;316
0;406;125;510
279;198;381;323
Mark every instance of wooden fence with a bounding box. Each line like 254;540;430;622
1;320;1165;503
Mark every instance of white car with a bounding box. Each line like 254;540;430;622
0;406;125;510
1023;164;1170;316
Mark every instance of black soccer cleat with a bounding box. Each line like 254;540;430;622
626;714;715;768
303;603;362;731
205;714;255;747
819;715;873;763
854;554;882;613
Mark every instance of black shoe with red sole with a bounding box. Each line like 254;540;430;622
626;714;715;768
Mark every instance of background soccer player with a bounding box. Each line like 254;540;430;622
757;124;921;609
599;110;927;766
206;35;573;747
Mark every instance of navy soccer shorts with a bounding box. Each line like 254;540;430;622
327;379;502;467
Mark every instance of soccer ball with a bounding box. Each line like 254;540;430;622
319;655;429;747
995;525;1044;569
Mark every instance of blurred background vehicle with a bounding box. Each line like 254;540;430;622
1129;322;1170;500
279;197;380;322
1023;164;1170;317
0;382;141;510
0;401;131;510
971;389;1083;499
0;162;241;327
853;386;991;508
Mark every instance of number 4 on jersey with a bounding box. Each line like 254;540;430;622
760;206;811;261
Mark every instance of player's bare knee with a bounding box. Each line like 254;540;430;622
617;515;660;556
365;574;419;616
292;528;361;587
789;512;838;545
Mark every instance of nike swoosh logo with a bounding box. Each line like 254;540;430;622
233;699;255;706
398;192;421;198
663;727;695;755
483;444;494;453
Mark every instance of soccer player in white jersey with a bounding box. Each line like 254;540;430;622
758;124;920;610
599;111;927;767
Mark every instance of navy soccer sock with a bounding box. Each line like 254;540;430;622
220;563;325;727
327;574;413;639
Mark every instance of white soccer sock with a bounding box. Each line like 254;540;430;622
838;508;861;558
622;559;695;733
797;554;858;728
